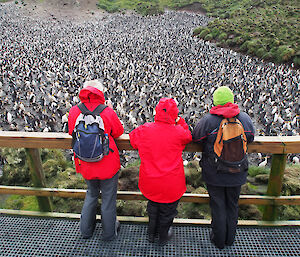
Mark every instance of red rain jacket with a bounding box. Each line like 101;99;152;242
68;86;124;180
129;98;192;203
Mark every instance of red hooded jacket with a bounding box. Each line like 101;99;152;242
129;98;192;203
68;86;124;180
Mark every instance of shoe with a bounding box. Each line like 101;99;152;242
210;231;224;249
159;227;174;245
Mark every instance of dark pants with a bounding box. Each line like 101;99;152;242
147;199;179;241
206;184;241;248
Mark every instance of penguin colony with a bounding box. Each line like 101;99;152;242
0;3;299;143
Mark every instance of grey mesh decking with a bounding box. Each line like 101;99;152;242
0;215;299;257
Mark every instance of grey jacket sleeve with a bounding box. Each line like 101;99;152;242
239;112;255;143
192;115;210;144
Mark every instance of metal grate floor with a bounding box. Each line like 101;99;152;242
0;215;299;257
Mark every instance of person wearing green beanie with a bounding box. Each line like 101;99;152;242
213;86;234;106
192;86;255;249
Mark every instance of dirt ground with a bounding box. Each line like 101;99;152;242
3;0;107;21
3;0;206;21
177;2;206;15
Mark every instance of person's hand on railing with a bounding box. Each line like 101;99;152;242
105;99;113;109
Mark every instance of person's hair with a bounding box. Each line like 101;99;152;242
83;80;105;92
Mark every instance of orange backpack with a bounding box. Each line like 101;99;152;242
214;117;247;173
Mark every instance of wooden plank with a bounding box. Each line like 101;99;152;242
248;136;300;154
0;131;72;149
25;148;52;212
115;134;135;151
263;154;287;221
1;186;300;205
182;194;300;205
1;209;299;226
0;209;81;219
0;185;86;198
236;220;300;227
239;195;300;205
0;132;300;153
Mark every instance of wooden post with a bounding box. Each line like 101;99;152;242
25;148;52;212
262;154;287;221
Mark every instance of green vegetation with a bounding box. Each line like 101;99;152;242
1;149;300;220
97;0;198;15
277;164;300;220
0;195;39;211
0;148;31;186
193;0;300;66
0;148;86;213
248;166;270;177
97;0;299;66
97;0;163;15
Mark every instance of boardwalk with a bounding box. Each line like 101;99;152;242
1;215;299;257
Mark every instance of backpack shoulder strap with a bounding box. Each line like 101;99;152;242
92;104;107;116
230;116;244;128
77;103;92;115
77;103;107;116
219;118;229;128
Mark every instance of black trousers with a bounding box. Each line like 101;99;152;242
147;199;179;240
206;184;241;248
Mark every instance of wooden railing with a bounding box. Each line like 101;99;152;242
0;131;300;226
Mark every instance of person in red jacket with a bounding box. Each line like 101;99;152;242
129;98;192;245
68;80;124;241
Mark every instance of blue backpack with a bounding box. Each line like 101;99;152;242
72;103;110;162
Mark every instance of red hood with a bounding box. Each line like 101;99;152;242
154;98;178;124
209;102;240;118
79;86;105;104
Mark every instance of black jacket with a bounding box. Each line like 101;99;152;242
192;104;255;187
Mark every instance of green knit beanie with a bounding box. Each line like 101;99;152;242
213;86;234;106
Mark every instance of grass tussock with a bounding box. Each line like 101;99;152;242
97;0;299;66
193;0;299;67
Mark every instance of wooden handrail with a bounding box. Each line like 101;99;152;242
2;209;300;226
1;185;300;206
0;131;300;153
